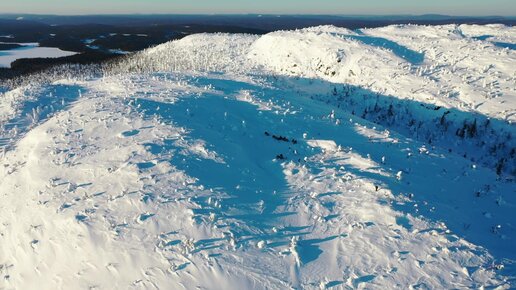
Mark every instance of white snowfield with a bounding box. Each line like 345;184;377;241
0;24;515;289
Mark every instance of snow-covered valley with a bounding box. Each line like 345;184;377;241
0;24;515;289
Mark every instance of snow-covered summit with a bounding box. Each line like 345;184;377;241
116;24;515;122
0;24;515;289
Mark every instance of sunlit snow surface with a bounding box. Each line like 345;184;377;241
0;24;515;289
0;43;77;68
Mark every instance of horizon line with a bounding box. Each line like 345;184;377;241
1;13;515;18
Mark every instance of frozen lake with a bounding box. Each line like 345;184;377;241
0;43;77;68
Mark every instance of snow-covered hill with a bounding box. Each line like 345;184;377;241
0;24;515;289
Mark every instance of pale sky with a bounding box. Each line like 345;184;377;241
0;0;514;16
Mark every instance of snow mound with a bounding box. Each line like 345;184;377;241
114;33;259;74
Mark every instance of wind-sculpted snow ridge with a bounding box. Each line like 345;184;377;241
0;24;515;289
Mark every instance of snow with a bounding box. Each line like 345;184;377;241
0;24;515;289
118;33;259;74
249;24;516;123
0;43;77;68
108;49;131;55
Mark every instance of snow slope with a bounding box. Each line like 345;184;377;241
110;24;515;175
0;24;515;289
